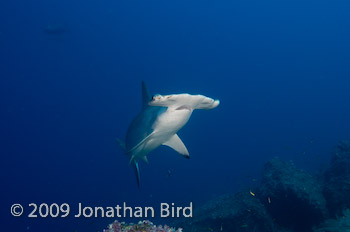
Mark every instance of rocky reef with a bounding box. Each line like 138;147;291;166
259;158;327;231
181;192;275;232
177;140;350;232
102;140;350;231
314;209;350;232
323;140;350;217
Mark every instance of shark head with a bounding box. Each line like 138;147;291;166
117;82;220;187
150;93;220;110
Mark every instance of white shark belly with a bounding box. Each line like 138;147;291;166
132;108;192;159
153;107;192;135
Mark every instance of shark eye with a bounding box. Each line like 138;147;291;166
152;94;161;101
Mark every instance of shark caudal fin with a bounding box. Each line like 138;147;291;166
133;161;141;188
117;138;141;187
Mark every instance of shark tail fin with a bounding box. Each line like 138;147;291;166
133;161;141;188
116;138;140;187
142;81;151;110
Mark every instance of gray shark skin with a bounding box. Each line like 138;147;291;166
117;82;220;187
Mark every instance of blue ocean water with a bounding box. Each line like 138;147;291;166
1;0;350;231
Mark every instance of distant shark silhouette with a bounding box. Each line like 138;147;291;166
117;82;220;187
43;24;67;35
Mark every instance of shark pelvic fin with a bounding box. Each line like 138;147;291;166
142;81;151;110
163;134;190;158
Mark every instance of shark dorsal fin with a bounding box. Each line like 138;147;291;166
142;81;150;110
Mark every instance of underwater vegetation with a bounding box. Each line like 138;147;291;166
103;220;182;232
175;140;350;232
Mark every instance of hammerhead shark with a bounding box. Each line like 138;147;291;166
117;82;220;187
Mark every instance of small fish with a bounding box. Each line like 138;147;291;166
220;223;223;231
250;191;255;197
268;197;271;204
43;24;67;35
240;224;248;228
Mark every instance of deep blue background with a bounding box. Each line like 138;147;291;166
1;0;350;231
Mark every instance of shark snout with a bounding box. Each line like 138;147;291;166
212;99;220;108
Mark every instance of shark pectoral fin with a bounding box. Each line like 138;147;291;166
127;131;155;154
163;134;190;158
116;138;126;152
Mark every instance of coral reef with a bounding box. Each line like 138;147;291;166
104;220;182;232
323;140;350;216
259;158;327;231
